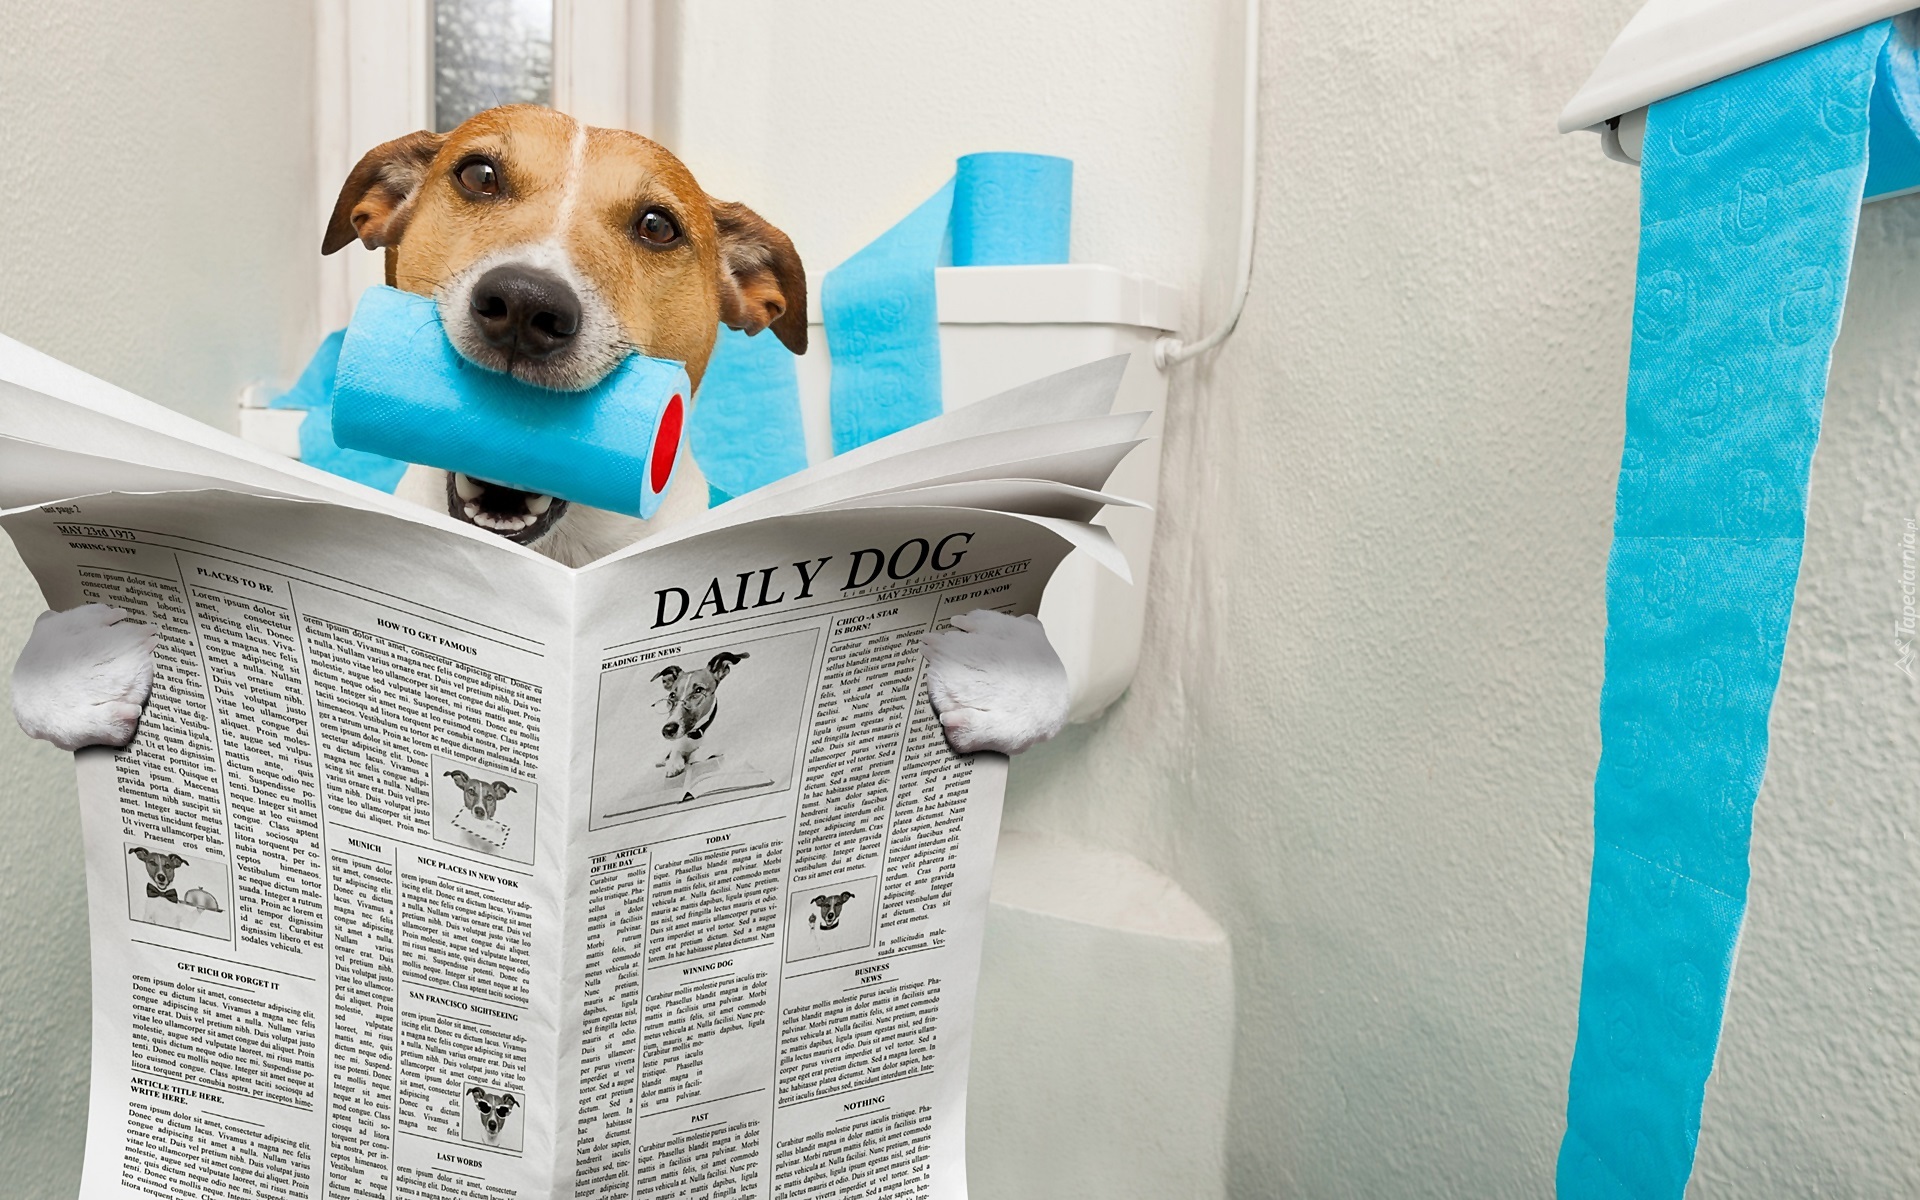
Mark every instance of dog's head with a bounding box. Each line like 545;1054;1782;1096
652;652;747;741
324;105;806;553
810;891;856;930
478;780;516;820
129;847;186;889
467;1087;519;1140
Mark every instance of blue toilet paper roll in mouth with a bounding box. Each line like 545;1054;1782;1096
331;286;690;533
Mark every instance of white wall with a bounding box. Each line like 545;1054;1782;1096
674;0;1920;1194
0;4;317;1196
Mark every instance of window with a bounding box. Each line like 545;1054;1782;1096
432;0;555;132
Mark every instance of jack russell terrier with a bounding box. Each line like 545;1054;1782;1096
809;891;856;931
653;651;746;779
9;106;1068;758
128;846;186;903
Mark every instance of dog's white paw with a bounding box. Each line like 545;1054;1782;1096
920;609;1070;756
10;604;160;752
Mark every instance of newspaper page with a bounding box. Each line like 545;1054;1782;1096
3;456;1113;1200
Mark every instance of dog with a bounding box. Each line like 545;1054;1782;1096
444;769;516;821
129;847;186;903
809;891;856;931
652;652;746;779
466;1086;519;1144
9;106;1070;759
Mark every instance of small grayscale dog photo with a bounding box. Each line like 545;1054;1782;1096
461;1084;524;1152
124;841;230;939
786;877;875;962
431;754;538;865
591;627;819;828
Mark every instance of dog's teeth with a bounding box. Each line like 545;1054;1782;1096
463;503;481;520
525;494;553;515
453;473;483;501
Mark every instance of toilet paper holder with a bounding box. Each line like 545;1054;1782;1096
1563;0;1916;170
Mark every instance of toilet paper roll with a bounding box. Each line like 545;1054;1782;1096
1559;22;1890;1198
331;285;689;519
1866;15;1920;198
951;152;1074;266
823;152;1074;455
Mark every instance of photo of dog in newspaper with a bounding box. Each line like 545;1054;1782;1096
590;627;819;828
124;841;230;940
461;1084;524;1153
785;876;877;962
431;754;538;865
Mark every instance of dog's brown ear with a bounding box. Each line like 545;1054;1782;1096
710;200;808;354
323;130;446;255
652;665;683;689
708;651;748;680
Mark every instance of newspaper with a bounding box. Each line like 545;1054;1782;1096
0;337;1144;1200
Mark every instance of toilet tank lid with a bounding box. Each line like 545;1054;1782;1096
808;264;1184;332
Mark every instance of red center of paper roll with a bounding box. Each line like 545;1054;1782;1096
651;393;683;495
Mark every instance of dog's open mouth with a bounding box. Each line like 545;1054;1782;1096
445;472;569;544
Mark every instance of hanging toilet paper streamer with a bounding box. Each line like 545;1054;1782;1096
1559;22;1900;1198
691;324;810;506
823;152;1072;454
331;285;689;519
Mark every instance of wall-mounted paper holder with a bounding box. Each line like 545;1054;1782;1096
1563;0;1917;172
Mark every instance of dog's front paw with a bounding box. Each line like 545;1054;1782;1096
920;610;1069;756
10;604;159;752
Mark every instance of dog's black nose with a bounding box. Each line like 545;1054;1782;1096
662;721;680;739
469;266;581;359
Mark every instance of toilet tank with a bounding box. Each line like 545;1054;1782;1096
795;264;1183;722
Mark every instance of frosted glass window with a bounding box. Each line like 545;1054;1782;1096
433;0;554;132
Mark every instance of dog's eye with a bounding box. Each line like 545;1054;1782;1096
455;156;501;198
634;207;681;246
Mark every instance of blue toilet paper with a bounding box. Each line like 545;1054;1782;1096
951;151;1073;267
1867;18;1920;199
687;152;1072;496
692;324;810;506
1559;23;1892;1198
823;152;1073;454
331;285;689;519
271;328;410;492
